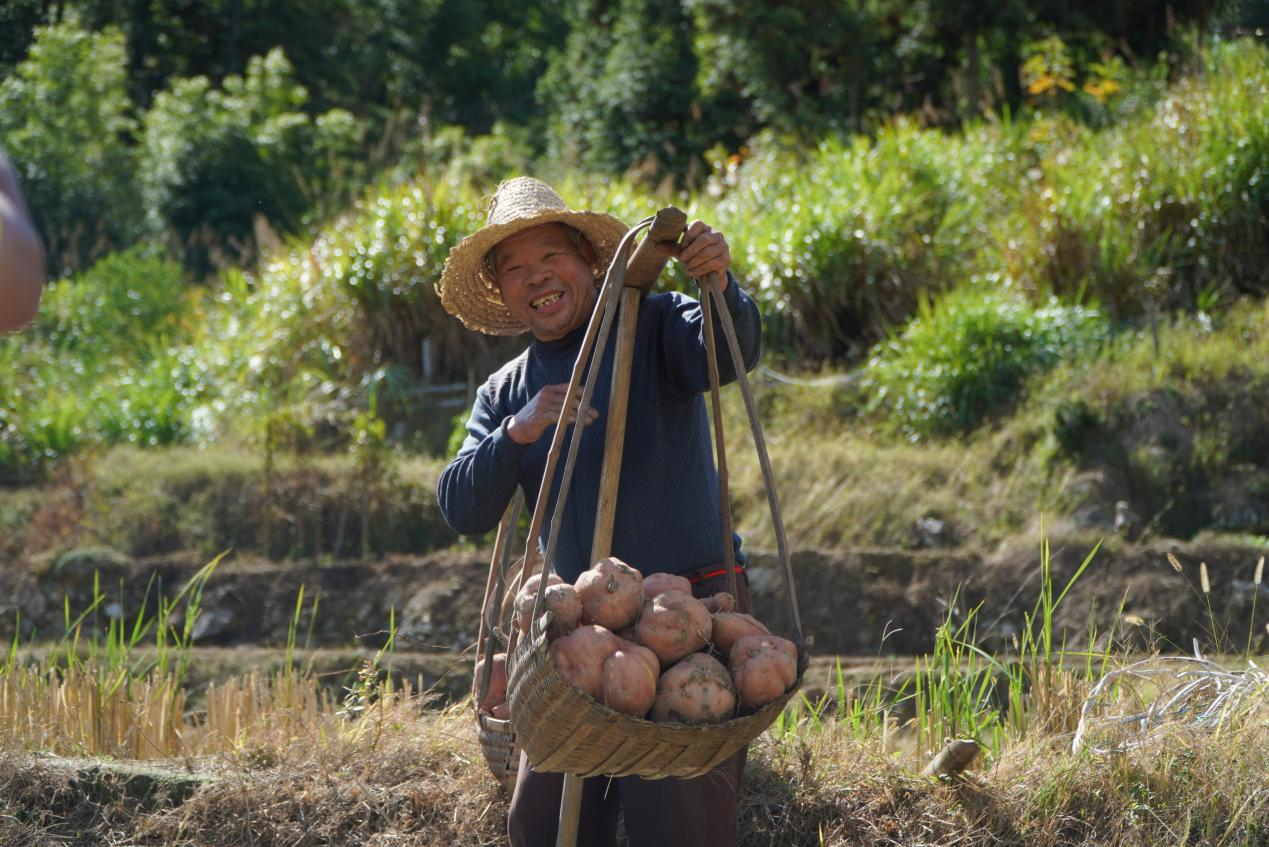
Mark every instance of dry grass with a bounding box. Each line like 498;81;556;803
3;696;1267;846
2;544;1266;844
0;663;188;759
721;388;1044;551
0;659;436;762
0;701;507;846
743;709;1269;846
131;702;505;846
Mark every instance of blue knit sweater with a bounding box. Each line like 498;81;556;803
436;278;763;583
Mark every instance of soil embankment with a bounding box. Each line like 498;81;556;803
4;535;1265;659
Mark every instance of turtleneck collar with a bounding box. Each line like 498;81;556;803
531;322;588;357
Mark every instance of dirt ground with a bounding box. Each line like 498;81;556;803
749;534;1269;656
3;533;1264;661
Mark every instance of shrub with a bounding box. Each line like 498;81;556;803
0;22;142;274
863;287;1109;437
0;251;203;476
91;350;205;449
35;246;189;355
0;389;85;479
1005;40;1269;318
140;48;363;274
712;123;1021;362
198;178;518;445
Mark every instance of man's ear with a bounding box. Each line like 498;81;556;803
578;238;596;266
579;239;602;284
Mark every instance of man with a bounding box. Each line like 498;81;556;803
0;148;45;333
436;176;762;847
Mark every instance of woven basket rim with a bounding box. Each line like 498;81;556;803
506;611;806;778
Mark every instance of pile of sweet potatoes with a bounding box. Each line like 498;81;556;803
475;556;797;725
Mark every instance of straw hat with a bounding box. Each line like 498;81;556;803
437;177;629;335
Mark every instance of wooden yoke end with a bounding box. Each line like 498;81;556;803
622;206;687;292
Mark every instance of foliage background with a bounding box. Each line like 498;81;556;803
1;1;1267;556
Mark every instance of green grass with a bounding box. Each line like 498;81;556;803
4;294;1264;562
710;121;1016;361
776;535;1107;762
717;294;1269;551
862;288;1109;437
1;444;452;562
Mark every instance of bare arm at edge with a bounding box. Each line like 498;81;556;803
0;151;46;333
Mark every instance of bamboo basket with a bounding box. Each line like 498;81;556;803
504;212;807;781
476;710;519;792
509;612;806;779
472;492;524;792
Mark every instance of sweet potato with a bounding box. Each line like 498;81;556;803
710;612;770;654
540;583;582;640
614;636;659;680
643;572;692;599
635;589;712;667
602;649;658;717
729;635;798;710
730;633;797;668
701;592;735;614
515;572;565;634
548;624;620;700
473;652;508;713
575;557;643;631
651;653;736;724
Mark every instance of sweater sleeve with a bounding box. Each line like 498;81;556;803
436;385;530;536
659;271;764;395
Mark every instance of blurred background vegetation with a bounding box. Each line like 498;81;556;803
1;0;1267;559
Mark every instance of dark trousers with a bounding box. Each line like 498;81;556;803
508;568;753;847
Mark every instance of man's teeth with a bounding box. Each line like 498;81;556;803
532;293;562;308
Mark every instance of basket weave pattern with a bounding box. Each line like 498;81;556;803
477;711;519;792
508;613;806;780
472;492;525;792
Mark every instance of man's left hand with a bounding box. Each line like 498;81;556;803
678;221;730;290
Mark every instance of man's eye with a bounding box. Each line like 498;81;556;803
544;251;560;259
504;265;522;274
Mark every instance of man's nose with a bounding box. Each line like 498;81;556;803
526;262;551;286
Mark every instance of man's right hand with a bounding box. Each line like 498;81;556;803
507;384;599;445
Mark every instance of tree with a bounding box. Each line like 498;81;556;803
690;0;889;138
140;48;359;275
539;0;702;182
0;22;142;275
0;0;47;76
61;0;552;131
922;0;1032;120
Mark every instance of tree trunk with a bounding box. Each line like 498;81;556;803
226;0;242;72
1000;24;1022;116
963;29;981;120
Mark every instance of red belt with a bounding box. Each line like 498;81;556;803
685;565;745;585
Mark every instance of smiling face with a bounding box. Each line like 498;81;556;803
491;223;598;341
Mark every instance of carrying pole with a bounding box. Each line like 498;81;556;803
556;208;687;847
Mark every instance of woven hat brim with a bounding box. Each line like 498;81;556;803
438;210;630;336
